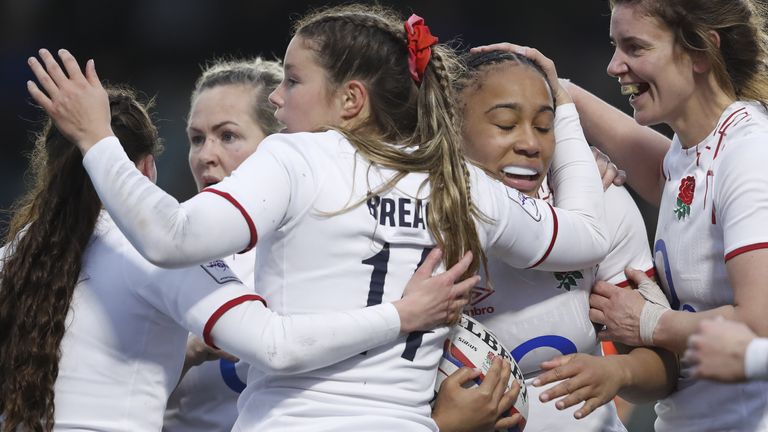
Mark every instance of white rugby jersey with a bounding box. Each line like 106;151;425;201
46;213;263;431
473;182;652;432
80;103;608;431
0;214;405;431
653;101;768;432
163;251;255;432
162;356;249;432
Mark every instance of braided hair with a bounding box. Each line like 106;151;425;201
294;4;486;278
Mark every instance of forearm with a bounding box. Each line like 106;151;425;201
537;103;610;270
615;346;677;403
564;81;669;206
654;306;736;354
209;301;401;375
83;137;249;267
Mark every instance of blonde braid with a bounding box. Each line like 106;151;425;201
418;47;487;279
295;5;486;277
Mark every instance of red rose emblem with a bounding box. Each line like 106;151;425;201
677;176;695;205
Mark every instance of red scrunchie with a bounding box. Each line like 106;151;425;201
404;14;439;85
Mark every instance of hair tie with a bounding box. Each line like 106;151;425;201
404;14;439;85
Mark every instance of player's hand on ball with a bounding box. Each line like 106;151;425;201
27;48;113;154
395;248;477;333
534;353;623;420
432;356;521;432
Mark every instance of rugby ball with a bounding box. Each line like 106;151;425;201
435;314;528;431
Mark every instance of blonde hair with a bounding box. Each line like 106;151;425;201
294;4;486;278
191;57;284;134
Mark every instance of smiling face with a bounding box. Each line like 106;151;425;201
187;84;267;191
268;35;343;133
461;63;555;197
607;3;698;128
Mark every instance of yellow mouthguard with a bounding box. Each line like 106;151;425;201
621;84;640;95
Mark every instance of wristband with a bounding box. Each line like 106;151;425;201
745;338;768;380
636;276;670;345
636;277;671;308
639;302;667;346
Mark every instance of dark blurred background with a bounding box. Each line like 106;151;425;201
2;0;661;428
2;0;644;218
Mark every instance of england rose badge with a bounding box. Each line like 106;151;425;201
674;175;695;220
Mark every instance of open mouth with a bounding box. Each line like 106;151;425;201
621;83;650;98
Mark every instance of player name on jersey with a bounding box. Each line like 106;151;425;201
367;195;428;230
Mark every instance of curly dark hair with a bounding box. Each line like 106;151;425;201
0;86;162;432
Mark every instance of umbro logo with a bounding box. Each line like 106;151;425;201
470;285;494;306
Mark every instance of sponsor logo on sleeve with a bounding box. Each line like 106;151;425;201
201;260;241;285
506;188;542;221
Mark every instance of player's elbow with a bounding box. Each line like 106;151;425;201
578;214;611;266
249;346;308;375
139;245;188;269
141;250;175;268
589;226;611;263
264;355;305;375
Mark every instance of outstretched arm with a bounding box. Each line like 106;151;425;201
564;82;670;206
28;49;252;267
205;249;477;375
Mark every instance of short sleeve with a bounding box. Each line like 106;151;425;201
715;130;768;261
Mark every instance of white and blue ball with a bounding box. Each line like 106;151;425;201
435;314;529;431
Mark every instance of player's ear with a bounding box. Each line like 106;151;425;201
692;30;720;74
136;154;157;184
338;79;368;121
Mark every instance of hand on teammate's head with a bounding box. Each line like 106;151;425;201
27;49;113;153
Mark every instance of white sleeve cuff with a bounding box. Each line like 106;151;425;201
745;337;768;380
82;135;126;168
554;102;577;117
